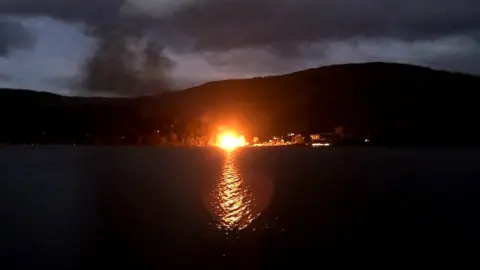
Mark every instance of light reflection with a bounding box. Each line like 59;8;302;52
211;151;259;230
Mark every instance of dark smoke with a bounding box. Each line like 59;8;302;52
83;25;174;96
0;1;174;96
3;0;480;90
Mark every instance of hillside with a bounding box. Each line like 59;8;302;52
1;62;480;145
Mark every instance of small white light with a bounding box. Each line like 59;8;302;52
312;143;330;147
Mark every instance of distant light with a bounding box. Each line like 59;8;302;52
156;130;160;133
365;138;370;143
312;143;330;147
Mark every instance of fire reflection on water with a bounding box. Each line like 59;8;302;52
211;151;259;231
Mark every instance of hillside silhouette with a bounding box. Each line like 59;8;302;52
1;62;479;146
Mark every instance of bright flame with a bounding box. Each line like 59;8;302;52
217;132;247;150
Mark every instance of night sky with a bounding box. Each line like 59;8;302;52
1;0;480;95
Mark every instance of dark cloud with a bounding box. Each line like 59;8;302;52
424;44;480;75
0;73;13;81
0;1;157;37
0;1;125;25
0;0;173;96
0;18;35;56
153;0;480;53
2;0;480;93
3;1;480;51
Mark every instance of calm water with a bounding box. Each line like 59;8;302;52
0;147;479;269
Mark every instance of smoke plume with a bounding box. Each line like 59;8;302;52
83;27;174;96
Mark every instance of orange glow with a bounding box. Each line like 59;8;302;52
217;132;247;150
212;151;258;230
203;150;273;231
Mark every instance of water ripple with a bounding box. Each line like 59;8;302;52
211;151;259;231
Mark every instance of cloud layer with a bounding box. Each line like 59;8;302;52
157;0;480;51
2;0;480;52
0;18;36;56
1;0;480;95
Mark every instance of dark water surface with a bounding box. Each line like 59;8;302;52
1;147;479;269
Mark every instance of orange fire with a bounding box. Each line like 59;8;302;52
217;132;247;150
